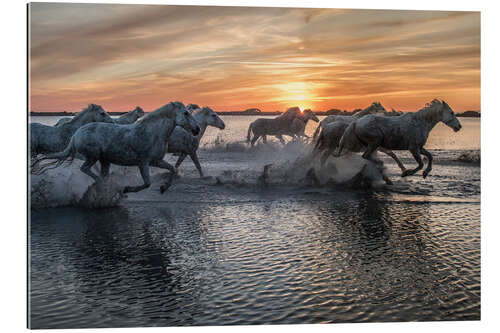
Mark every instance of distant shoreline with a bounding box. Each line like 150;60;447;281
29;110;481;117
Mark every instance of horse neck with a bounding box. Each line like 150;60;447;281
130;112;139;121
60;112;90;134
414;105;442;132
68;112;90;127
355;109;370;118
193;112;209;138
137;117;174;142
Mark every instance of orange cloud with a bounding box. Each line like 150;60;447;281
29;4;480;113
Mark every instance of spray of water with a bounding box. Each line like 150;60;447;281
30;161;132;208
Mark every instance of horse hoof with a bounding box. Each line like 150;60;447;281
423;172;429;179
401;171;410;177
123;186;131;194
160;183;171;194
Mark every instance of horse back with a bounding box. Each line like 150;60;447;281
357;114;415;150
252;117;290;135
30;122;68;153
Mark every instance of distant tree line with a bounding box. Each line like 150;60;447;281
29;108;481;117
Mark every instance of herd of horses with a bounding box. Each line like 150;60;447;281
30;98;462;193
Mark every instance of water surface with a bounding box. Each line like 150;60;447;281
29;115;480;328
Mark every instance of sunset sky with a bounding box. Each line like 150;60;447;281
29;3;480;113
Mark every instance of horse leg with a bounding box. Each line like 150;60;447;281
370;152;393;185
150;159;176;193
190;153;204;177
80;158;100;182
378;147;407;174
420;148;433;178
320;147;335;166
361;143;380;162
262;135;268;144
251;135;259;147
123;164;151;193
277;135;286;145
175;153;187;173
100;160;110;179
402;149;424;177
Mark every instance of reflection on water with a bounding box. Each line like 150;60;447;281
30;191;480;328
29;114;480;328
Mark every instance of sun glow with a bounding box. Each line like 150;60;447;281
274;82;314;111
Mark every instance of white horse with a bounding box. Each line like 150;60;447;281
31;102;201;194
312;120;407;185
338;99;462;179
167;107;225;177
312;102;386;141
186;104;200;112
114;106;145;124
55;106;145;126
54;117;72;127
30;104;114;157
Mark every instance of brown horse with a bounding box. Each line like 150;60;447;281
246;107;302;146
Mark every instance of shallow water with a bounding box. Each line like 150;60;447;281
30;115;480;150
29;115;480;328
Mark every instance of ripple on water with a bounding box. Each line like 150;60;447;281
30;192;480;328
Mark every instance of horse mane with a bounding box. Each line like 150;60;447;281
193;107;214;116
353;102;385;118
278;107;301;121
67;104;99;124
297;109;313;122
414;99;444;123
139;102;184;124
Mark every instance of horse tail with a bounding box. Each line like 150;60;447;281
313;129;324;152
312;123;322;142
30;136;77;175
247;122;254;143
337;122;357;156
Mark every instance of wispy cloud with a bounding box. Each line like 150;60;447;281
29;4;480;112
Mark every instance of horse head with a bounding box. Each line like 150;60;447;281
87;104;114;123
303;109;319;122
186;103;200;113
440;100;462;132
279;106;302;121
200;107;225;130
172;102;200;136
133;106;145;118
368;102;387;114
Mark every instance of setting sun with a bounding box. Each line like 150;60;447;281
273;82;315;110
29;4;480;113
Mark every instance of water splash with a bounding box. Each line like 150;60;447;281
78;177;125;208
30;162;133;208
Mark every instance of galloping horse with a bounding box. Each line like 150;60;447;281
31;102;200;194
276;109;319;142
55;106;145;126
246;107;302;146
312;120;407;184
30;104;114;157
114;106;145;124
338;99;462;179
167;107;226;177
312;102;386;141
